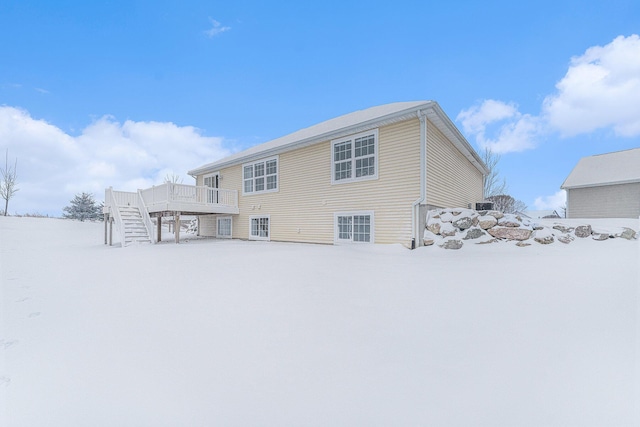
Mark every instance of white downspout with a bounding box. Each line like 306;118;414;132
411;110;428;248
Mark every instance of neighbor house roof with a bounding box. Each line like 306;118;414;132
188;101;488;176
561;147;640;189
522;210;560;219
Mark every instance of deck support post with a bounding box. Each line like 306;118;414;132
104;213;108;244
175;212;180;244
109;216;113;246
157;216;162;242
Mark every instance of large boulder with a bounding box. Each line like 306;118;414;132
574;225;592;238
534;228;555;245
423;230;438;246
439;222;457;237
553;225;574;234
487;210;504;219
487;227;533;241
498;213;525;228
462;227;486;240
440;239;463;250
478;215;498;230
498;219;521;228
453;216;474;230
615;228;637;240
557;234;574;244
534;235;554;245
426;221;441;235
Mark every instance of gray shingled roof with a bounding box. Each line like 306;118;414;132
188;101;488;176
561;147;640;189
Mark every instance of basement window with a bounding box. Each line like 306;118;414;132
249;216;270;241
216;216;232;238
334;212;374;243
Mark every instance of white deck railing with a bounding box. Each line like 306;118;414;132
105;183;238;213
105;187;127;245
139;183;238;211
136;189;156;242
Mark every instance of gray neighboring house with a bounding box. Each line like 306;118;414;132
561;148;640;218
522;210;560;219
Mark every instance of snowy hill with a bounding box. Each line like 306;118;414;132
1;216;638;426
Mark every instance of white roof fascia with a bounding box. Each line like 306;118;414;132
561;178;640;190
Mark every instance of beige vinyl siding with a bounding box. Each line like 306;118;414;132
426;120;483;208
198;215;217;237
567;183;640;218
201;119;422;246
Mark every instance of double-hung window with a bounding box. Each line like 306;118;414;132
334;212;374;243
249;216;270;241
243;157;278;195
216;216;232;238
331;130;378;184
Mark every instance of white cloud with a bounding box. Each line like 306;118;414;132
534;190;566;212
204;18;231;38
542;34;640;137
456;100;542;154
0;106;231;216
458;34;640;153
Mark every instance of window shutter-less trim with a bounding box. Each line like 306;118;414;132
242;156;279;195
331;130;378;184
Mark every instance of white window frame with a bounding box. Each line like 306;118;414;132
334;211;374;244
216;216;232;239
331;129;379;185
203;172;220;188
249;215;271;241
203;172;220;203
242;156;279;195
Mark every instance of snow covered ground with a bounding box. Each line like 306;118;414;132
1;216;639;426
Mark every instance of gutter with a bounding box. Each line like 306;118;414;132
411;109;428;248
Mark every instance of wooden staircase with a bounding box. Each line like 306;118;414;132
118;206;152;246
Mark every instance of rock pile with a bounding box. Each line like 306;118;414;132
424;208;638;249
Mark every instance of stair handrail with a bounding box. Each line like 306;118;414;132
106;187;127;247
137;189;155;244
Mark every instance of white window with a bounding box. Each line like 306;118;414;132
216;216;232;238
243;157;278;195
331;130;378;184
203;172;220;203
334;212;374;243
249;216;270;241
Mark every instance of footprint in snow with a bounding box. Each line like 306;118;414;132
15;297;30;303
0;376;11;387
1;339;19;349
28;312;41;318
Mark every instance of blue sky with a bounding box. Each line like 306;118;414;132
1;0;639;216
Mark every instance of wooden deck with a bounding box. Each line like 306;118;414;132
105;183;239;216
104;184;239;245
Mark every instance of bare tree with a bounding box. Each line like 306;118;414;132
560;204;567;218
482;147;507;199
164;173;183;232
487;194;528;214
164;172;183;184
0;149;19;216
